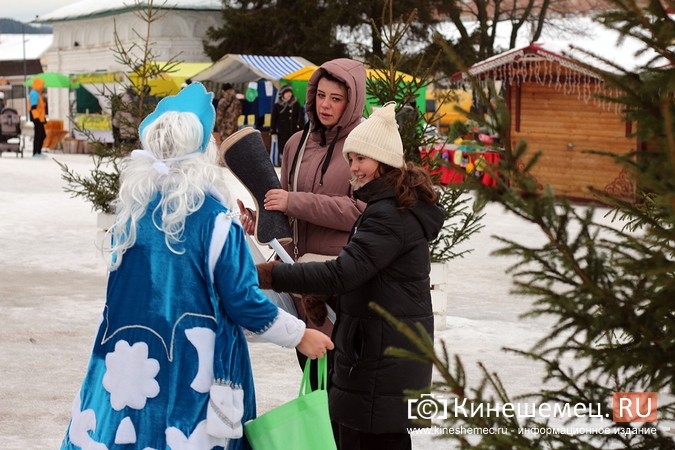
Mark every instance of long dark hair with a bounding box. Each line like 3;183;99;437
379;162;439;210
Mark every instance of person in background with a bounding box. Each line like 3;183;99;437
257;102;444;450
29;77;47;158
0;91;5;111
215;83;242;146
59;83;333;450
111;87;139;146
141;84;159;107
270;85;305;164
235;58;367;383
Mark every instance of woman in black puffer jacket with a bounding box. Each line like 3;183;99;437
257;102;444;450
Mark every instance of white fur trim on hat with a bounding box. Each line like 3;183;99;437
343;101;404;168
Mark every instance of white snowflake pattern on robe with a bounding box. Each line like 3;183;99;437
67;391;108;450
166;420;229;449
185;327;215;393
114;416;136;444
102;340;160;410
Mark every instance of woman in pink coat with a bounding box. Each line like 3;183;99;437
237;58;367;376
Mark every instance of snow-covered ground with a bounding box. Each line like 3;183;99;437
0;151;670;449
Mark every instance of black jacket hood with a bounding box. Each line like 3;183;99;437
353;178;445;242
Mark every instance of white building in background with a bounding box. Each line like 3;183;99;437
36;0;223;130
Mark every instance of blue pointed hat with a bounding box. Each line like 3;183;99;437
139;82;215;152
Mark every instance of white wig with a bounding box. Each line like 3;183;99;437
106;110;232;270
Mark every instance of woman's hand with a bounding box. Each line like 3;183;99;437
263;189;289;213
296;328;334;360
236;199;256;235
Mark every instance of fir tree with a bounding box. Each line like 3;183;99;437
364;4;484;264
55;0;179;214
203;0;348;64
373;1;675;448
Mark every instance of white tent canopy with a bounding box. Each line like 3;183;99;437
192;54;315;85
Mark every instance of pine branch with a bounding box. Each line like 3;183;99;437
55;0;177;214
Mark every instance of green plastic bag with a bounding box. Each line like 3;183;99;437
244;355;337;450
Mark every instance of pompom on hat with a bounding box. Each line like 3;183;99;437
343;101;404;168
139;82;215;153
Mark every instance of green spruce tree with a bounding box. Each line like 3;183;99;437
373;1;675;448
56;0;179;214
203;0;348;64
364;4;484;265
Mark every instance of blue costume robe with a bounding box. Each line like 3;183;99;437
61;194;280;450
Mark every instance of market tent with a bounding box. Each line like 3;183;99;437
138;62;213;95
280;66;316;106
67;62;212;142
129;62;214;96
128;73;180;97
72;62;214;111
116;62;214;97
191;54;316;130
191;54;315;85
424;88;473;128
24;72;80;89
280;66;426;113
165;62;213;85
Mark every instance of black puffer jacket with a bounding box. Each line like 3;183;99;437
271;177;445;433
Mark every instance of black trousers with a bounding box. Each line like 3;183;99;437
334;423;412;450
32;119;46;155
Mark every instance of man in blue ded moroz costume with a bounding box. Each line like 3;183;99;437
60;83;333;450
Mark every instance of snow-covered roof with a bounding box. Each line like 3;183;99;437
37;0;222;23
464;43;603;81
445;17;670;109
0;34;53;61
440;15;662;74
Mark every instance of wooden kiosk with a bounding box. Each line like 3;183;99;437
457;43;638;202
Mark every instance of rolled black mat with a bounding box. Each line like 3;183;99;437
221;128;292;246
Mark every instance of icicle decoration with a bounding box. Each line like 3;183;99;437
456;45;624;112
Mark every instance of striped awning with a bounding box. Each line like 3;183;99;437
192;54;315;84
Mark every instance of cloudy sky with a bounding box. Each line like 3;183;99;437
1;0;78;23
